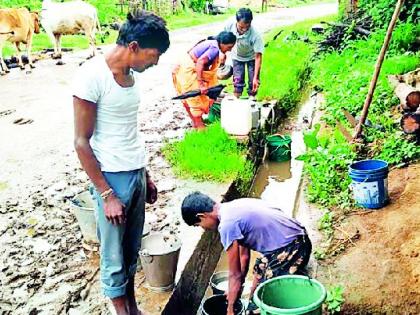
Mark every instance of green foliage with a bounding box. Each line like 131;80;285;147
0;0;41;11
162;123;251;182
297;124;356;208
257;15;336;112
376;132;420;165
306;17;420;209
318;210;334;238
312;26;420;161
313;248;326;260
358;0;419;29
326;285;345;314
188;0;208;12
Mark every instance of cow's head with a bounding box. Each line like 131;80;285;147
31;12;40;34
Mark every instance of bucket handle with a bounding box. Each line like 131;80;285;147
300;270;314;287
140;250;153;264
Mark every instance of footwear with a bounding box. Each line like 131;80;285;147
246;299;260;314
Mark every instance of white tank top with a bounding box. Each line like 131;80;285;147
72;55;146;172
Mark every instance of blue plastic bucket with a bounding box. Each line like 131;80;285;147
348;159;389;209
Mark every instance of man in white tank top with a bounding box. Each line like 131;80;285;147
73;11;170;315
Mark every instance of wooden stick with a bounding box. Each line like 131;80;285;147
353;0;405;139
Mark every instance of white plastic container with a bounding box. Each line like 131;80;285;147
221;96;252;135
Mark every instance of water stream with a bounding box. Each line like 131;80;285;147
202;92;321;313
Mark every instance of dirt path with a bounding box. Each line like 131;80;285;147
317;164;420;314
0;3;337;314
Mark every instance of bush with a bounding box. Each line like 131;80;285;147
297;124;356;208
188;0;208;12
358;0;419;29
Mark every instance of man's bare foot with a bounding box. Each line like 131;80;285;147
111;296;129;315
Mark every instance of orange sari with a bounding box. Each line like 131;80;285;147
172;53;220;117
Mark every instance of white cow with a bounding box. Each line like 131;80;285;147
41;0;102;59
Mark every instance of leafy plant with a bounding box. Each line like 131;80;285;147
358;0;419;30
318;210;334;238
326;285;345;314
297;124;356;208
314;248;326;260
376;132;420;164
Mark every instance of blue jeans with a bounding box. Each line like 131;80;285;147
232;59;256;96
91;168;146;299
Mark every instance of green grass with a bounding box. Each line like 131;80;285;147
256;15;336;111
162;123;252;182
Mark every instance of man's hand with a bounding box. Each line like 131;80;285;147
146;177;158;204
252;78;260;94
104;194;125;225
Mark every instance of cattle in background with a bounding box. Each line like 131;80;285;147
0;8;40;75
41;0;102;60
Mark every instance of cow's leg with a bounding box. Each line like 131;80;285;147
54;34;62;59
14;42;25;70
0;37;10;75
26;34;35;70
45;30;59;59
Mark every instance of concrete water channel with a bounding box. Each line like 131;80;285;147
159;92;325;315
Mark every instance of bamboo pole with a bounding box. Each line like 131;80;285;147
352;0;405;139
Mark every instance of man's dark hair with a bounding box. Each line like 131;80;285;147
181;192;215;226
116;11;170;54
236;8;253;23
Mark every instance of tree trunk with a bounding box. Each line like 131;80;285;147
339;0;358;17
389;75;420;112
400;112;420;134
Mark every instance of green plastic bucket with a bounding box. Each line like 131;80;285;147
266;134;292;162
254;275;326;315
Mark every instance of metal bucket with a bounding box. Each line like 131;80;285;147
71;191;98;244
210;271;252;297
140;234;181;292
136;224;151;271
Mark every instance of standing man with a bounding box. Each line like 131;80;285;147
73;11;170;315
224;8;264;98
181;192;312;315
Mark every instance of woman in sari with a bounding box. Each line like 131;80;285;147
173;31;236;129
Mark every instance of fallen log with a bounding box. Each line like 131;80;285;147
400;112;420;134
321;21;370;36
389;75;420;112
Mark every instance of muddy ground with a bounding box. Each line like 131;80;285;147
0;3;337;315
317;164;420;314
